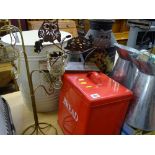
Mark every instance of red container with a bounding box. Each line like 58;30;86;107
58;72;133;135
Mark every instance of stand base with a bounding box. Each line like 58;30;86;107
22;122;58;135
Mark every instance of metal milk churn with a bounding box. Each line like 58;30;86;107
111;43;140;90
126;59;155;131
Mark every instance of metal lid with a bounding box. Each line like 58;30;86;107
64;72;133;106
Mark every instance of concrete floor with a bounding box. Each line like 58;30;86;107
2;91;63;135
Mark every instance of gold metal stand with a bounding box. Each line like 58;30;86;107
17;20;58;135
0;21;58;135
22;122;58;135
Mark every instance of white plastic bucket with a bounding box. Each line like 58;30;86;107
1;30;71;112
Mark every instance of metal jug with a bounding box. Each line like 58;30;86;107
111;43;140;89
126;60;155;131
123;56;140;90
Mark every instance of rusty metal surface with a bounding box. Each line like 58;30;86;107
65;36;93;53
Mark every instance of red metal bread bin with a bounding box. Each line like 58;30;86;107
58;72;133;135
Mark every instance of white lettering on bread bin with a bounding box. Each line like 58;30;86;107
63;98;78;122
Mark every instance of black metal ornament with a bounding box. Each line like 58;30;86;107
38;19;61;42
65;35;93;53
65;31;111;54
34;39;43;53
34;20;61;53
49;51;63;58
